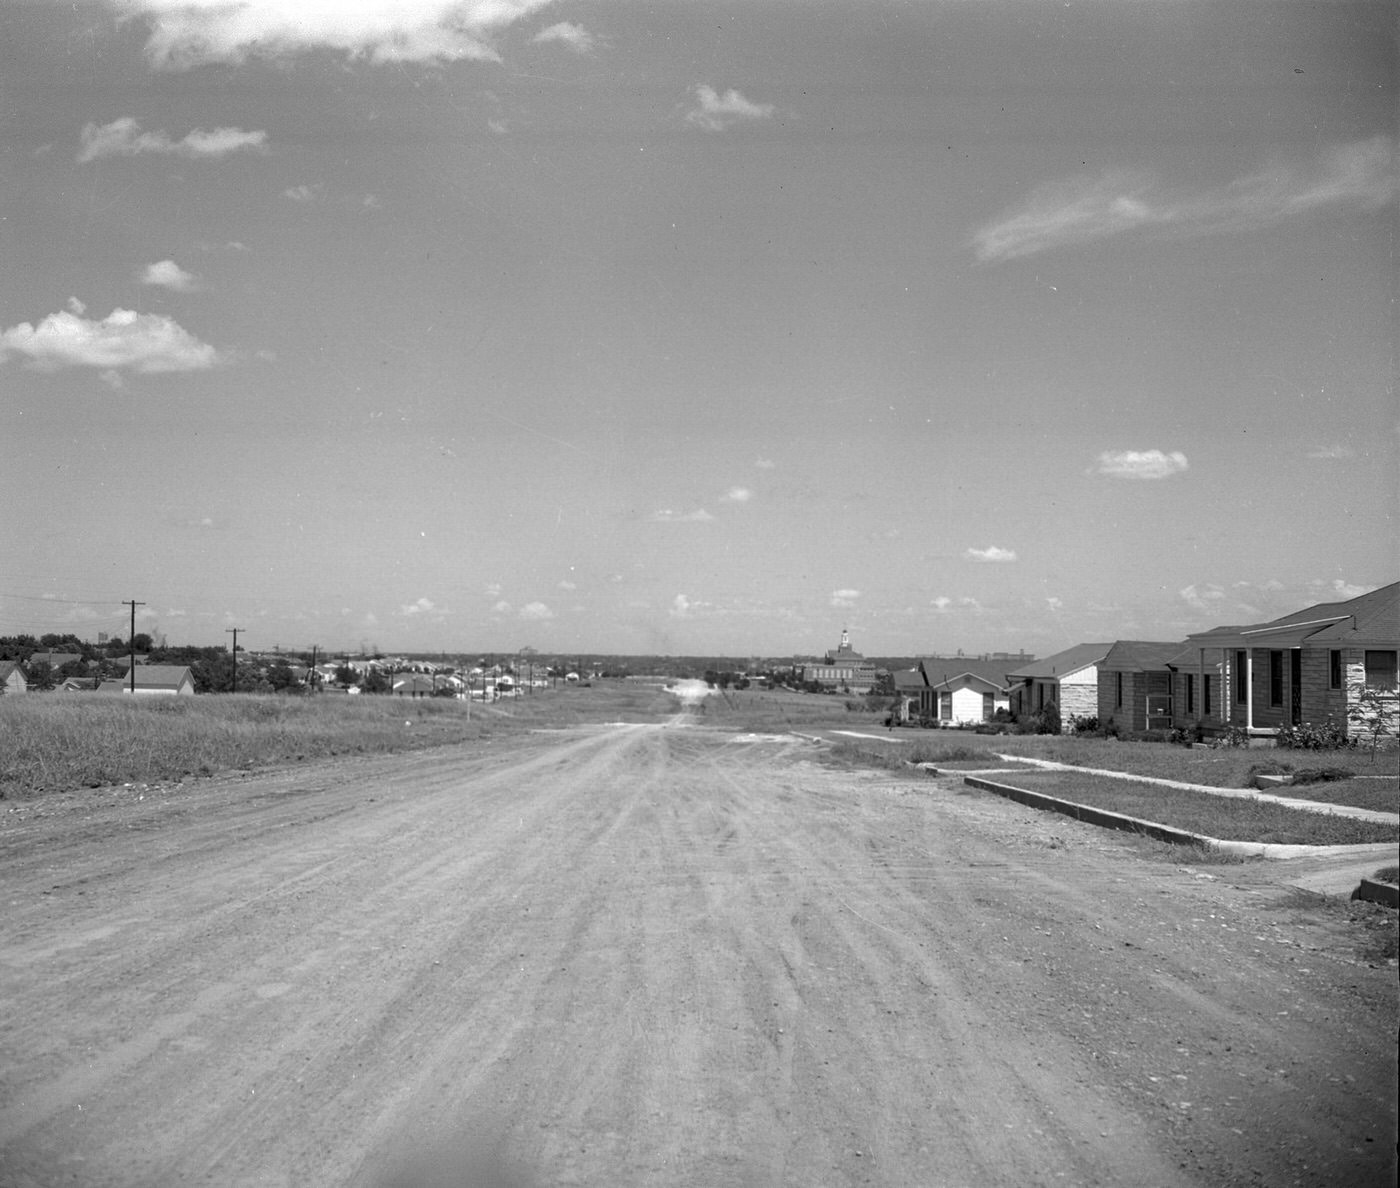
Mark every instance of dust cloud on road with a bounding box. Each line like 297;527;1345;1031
1;719;1395;1186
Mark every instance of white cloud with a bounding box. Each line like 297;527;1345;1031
519;601;554;621
686;85;775;132
649;508;714;523
1180;583;1227;612
722;487;752;503
669;594;692;618
964;545;1017;563
831;588;861;608
755;457;776;470
141;259;199;291
534;22;595;54
120;0;555;68
283;184;321;204
1325;579;1369;600
66;296;86;315
974;136;1398;261
77;116;266;162
400;597;436;616
558;579;577;590
0;305;223;373
1095;449;1189;480
1306;444;1354;460
493;600;512;613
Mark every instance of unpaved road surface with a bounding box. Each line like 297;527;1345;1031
1;718;1395;1186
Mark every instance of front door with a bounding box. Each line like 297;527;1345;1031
1290;649;1302;725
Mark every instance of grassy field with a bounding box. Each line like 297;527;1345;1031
0;682;677;799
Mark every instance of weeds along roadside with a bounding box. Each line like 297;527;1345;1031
0;684;672;799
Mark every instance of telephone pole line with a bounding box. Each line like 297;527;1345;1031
226;627;245;694
123;600;145;693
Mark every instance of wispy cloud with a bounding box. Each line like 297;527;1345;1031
141;260;199;291
649;508;714;523
283;184;322;204
399;597;436;616
722;487;752;503
1095;449;1189;480
519;601;553;621
964;545;1017;563
831;588;861;608
932;595;985;613
1180;583;1227;612
686;85;775;132
974;136;1398;261
1306;444;1354;460
0;304;223;373
120;0;555;68
533;22;595;54
78;117;266;162
669;594;693;618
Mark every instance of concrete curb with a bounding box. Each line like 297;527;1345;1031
962;774;1398;862
1352;878;1400;908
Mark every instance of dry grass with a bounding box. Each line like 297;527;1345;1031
0;682;677;799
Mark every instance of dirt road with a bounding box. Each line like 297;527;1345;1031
1;717;1395;1186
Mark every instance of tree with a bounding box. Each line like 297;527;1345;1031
1348;681;1398;759
131;633;154;653
24;661;55;692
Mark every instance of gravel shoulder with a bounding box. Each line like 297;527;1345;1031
1;720;1395;1187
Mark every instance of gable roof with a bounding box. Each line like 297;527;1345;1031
891;667;925;693
916;657;1014;693
1006;643;1112;681
1100;640;1186;672
1187;581;1399;651
96;665;194;692
28;651;83;668
0;660;26;685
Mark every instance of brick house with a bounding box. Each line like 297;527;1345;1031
1183;582;1398;741
1006;643;1111;723
1097;641;1186;733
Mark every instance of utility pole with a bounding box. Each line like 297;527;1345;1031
124;600;145;693
309;644;318;693
226;627;245;693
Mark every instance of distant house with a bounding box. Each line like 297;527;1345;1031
1006;643;1112;722
392;673;441;697
28;651;84;671
802;629;877;692
890;668;926;722
95;665;196;696
0;661;28;696
1097;642;1185;733
56;677;102;693
1183;582;1398;741
906;657;1015;725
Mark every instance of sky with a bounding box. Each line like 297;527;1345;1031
1;0;1396;658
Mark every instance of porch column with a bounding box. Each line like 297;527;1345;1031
1245;650;1255;731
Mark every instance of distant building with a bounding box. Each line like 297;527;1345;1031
0;661;28;696
95;665;196;696
802;629;877;692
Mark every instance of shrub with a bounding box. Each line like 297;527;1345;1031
1068;714;1100;737
1277;718;1355;752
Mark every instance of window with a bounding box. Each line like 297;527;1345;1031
1185;673;1195;715
1364;651;1397;690
1203;674;1212;716
1235;650;1248;704
1269;651;1284;707
1329;650;1342;690
1115;672;1123;709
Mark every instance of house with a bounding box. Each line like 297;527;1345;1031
890;668;926;723
1183;582;1398;741
0;661;28;695
392;673;441;697
56;677;101;693
27;651;84;671
906;657;1015;725
1097;641;1185;732
1006;643;1111;722
95;665;196;696
801;629;877;692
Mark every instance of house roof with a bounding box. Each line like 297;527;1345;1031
0;660;25;683
891;667;925;692
1006;643;1112;681
96;665;194;691
1187;581;1399;651
29;651;83;668
917;657;1014;691
1100;641;1186;673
